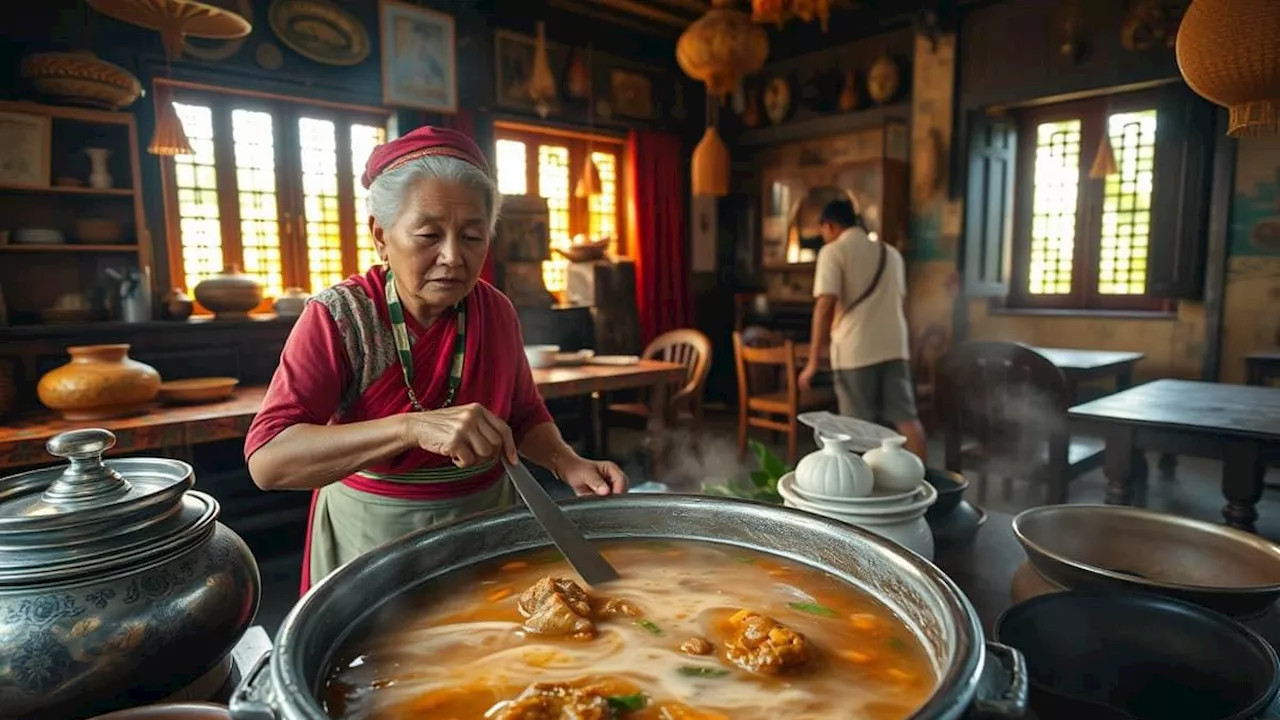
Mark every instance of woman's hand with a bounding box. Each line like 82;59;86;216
557;456;629;497
403;403;518;467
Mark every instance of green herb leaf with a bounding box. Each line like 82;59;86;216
887;637;907;651
678;665;730;678
788;601;839;618
749;469;772;489
607;693;647;712
733;556;756;564
636;618;663;636
751;440;789;481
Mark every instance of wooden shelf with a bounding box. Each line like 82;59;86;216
738;102;911;147
0;184;134;197
0;100;134;126
0;244;140;253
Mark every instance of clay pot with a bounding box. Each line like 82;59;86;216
272;287;310;318
193;265;263;320
162;287;195;321
37;344;161;420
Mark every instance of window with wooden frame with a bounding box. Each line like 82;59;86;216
161;86;389;305
964;84;1217;312
492;123;627;293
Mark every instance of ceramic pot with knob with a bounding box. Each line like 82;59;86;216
272;288;310;318
0;429;260;720
193;265;264;320
795;433;874;498
37;343;161;420
162;288;195;321
864;436;925;492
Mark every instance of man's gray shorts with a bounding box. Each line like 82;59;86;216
832;359;918;425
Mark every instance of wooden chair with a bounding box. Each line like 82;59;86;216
733;330;835;466
607;328;713;425
937;341;1105;504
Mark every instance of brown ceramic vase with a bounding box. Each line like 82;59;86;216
193;264;264;320
37;344;161;420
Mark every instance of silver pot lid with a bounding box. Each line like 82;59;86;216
0;428;218;587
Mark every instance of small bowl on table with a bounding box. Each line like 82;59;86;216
524;345;560;369
158;377;239;404
554;241;610;263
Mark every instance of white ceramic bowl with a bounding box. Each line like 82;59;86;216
790;475;924;506
779;472;937;517
524;344;560;369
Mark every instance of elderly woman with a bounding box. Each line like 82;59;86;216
245;126;628;593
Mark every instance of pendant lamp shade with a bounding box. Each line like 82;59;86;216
575;155;602;198
1176;0;1280;137
691;126;729;197
148;84;192;156
1088;134;1118;179
86;0;251;61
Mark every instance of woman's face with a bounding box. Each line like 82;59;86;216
371;177;491;312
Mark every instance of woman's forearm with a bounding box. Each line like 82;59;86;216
248;415;411;491
518;421;578;477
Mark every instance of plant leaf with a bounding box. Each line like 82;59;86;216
752;440;788;481
607;693;647;712
749;469;771;489
636;618;663;636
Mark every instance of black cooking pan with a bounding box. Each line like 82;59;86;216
995;591;1280;720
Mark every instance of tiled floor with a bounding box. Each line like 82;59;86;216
248;409;1280;636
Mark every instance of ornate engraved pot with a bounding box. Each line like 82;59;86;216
0;429;260;720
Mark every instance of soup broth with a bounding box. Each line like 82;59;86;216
324;540;937;719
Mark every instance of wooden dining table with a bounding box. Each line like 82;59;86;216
1070;379;1280;532
0;360;688;471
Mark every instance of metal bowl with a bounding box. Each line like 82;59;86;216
232;495;1028;720
1013;504;1280;618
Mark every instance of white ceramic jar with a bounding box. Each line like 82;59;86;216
838;508;935;560
795;434;874;499
864;436;925;492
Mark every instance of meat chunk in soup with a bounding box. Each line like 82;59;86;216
724;610;813;675
679;636;713;656
594;596;642;618
488;681;614;720
518;577;596;639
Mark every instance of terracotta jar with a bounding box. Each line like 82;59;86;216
162;287;195;321
193;265;263;320
37;344;161;420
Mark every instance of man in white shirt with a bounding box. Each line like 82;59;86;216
799;198;927;460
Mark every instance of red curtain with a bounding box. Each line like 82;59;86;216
627;129;691;345
441;109;496;284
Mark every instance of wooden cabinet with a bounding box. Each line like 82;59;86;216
0;101;152;327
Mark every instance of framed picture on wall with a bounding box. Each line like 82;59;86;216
0;112;50;189
379;0;457;113
609;69;654;119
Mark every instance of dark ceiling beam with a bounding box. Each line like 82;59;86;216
647;0;709;13
547;0;679;36
586;0;693;27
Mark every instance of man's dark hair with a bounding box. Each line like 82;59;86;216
818;198;859;229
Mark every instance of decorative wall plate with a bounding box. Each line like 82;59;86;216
267;0;371;67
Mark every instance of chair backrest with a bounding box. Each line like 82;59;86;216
937;341;1072;472
733;331;799;412
642;328;713;412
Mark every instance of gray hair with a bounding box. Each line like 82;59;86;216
366;154;503;233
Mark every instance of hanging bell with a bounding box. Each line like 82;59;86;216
691;126;729;197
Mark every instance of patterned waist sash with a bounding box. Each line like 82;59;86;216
355;459;497;484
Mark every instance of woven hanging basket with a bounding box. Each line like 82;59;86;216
1176;0;1280;137
692;126;729;197
148;85;193;156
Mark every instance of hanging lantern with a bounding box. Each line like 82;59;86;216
575;156;602;198
1088;134;1118;179
529;21;558;118
86;0;252;61
677;0;769;98
691;126;730;198
1176;0;1280;137
148;84;193;156
752;0;832;32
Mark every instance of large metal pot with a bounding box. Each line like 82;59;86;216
230;495;1027;719
0;429;261;720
